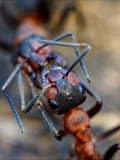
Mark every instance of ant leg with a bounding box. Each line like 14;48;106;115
26;76;38;97
1;91;25;133
22;84;51;113
1;62;25;92
17;71;25;111
22;84;66;140
93;126;120;159
94;125;120;142
104;143;120;160
36;33;91;49
80;79;102;118
36;32;92;83
17;71;37;111
52;32;91;83
37;101;66;141
1;62;25;133
64;45;91;77
15;56;41;89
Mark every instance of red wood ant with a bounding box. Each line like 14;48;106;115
0;0;91;132
0;0;91;133
1;22;119;160
0;1;120;160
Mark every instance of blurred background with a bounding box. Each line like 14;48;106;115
0;0;120;159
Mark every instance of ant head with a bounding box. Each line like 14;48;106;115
42;52;89;115
47;71;86;114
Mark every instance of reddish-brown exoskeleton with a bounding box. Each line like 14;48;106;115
40;60;120;160
62;94;120;160
1;0;92;132
0;1;120;160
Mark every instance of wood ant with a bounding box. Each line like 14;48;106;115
1;29;92;133
0;1;119;159
0;0;91;133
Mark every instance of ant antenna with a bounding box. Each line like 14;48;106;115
64;45;91;78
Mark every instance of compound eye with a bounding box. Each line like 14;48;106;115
48;99;58;109
78;83;85;94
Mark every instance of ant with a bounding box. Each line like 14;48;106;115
1;29;119;160
1;28;92;133
0;0;91;133
0;1;119;159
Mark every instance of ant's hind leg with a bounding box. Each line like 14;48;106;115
104;143;120;160
94;125;120;142
37;101;67;141
80;79;102;118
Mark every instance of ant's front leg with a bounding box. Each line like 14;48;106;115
37;101;67;141
80;78;102;118
95;125;120;142
22;84;66;140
